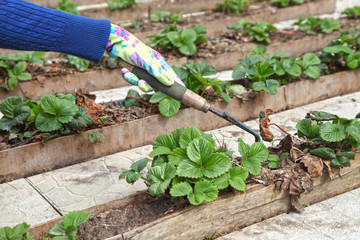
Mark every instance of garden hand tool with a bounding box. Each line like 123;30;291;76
117;58;262;143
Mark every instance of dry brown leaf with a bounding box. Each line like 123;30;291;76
73;89;104;124
289;166;313;196
273;169;292;191
291;195;304;212
300;154;323;178
290;147;306;163
254;168;274;186
323;160;341;179
259;109;274;141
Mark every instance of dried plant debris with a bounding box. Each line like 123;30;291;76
259;109;274;141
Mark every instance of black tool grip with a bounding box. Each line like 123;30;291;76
132;66;186;101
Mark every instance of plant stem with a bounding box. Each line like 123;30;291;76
268;123;290;135
141;176;150;184
128;96;152;106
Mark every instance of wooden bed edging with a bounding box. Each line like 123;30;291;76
28;152;360;240
1;68;360;183
0;31;339;102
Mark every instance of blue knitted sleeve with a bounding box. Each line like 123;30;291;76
0;0;111;64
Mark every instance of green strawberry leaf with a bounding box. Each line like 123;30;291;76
168;148;188;165
170;182;192;197
319;123;346;142
187;181;218;205
179;126;202;148
159;97;180;117
149;146;172;157
147;163;176;196
310;147;336;160
130;159;148;172
228;166;248;191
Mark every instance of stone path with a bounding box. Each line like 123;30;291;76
0;91;359;230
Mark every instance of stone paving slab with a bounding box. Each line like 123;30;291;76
0;179;60;228
27;146;152;214
219;188;360;240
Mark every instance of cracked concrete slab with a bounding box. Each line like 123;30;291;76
27;149;149;214
0;179;60;228
219;213;332;240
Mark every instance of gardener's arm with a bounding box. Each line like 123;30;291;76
0;0;110;64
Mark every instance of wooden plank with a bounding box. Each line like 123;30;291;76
120;154;360;240
2;69;360;182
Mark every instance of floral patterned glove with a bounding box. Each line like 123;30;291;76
106;24;183;92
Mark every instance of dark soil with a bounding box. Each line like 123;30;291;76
126;0;313;33
77;193;189;239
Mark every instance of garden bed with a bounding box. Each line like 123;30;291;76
27;152;360;240
1;68;359;183
2;18;356;102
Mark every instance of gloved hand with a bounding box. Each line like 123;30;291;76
106;24;184;92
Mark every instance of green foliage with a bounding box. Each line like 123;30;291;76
271;0;304;7
216;0;248;15
293;17;340;35
0;211;90;240
0;97;31;131
238;139;269;175
317;29;360;72
119;159;147;183
55;0;79;15
119;127;250;205
130;17;146;29
232;45;322;94
342;6;360;18
48;210;90;240
0;52;43;90
147;24;207;56
150;11;183;23
124;89;150;109
310;147;353;167
268;154;281;169
36;95;78;132
0;94;94;143
65;55;90;72
150;92;181;117
296;111;360;162
228;19;276;44
107;0;136;10
173;61;234;103
0;223;33;240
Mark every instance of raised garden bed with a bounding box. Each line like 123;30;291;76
1;68;359;183
27;152;360;239
2;19;356;102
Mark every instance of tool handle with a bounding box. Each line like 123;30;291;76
118;59;210;112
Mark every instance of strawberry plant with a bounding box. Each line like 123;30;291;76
120;127;255;205
150;11;183;23
296;111;359;167
228;20;276;43
147;24;207;56
0;94;94;143
0;52;44;90
293;17;340;35
232;45;322;94
55;0;79;15
107;0;135;10
342;6;360;18
271;0;304;7
0;210;90;240
216;0;248;15
319;29;360;70
65;55;90;72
